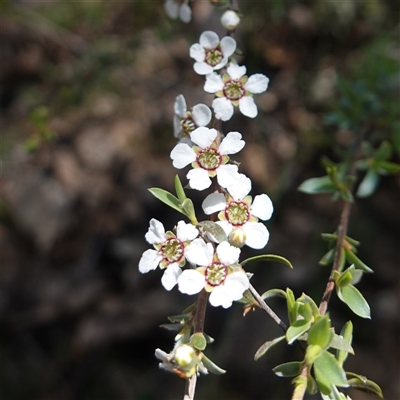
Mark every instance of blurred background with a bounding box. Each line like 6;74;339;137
1;0;399;399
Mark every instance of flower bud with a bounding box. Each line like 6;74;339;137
174;344;196;367
221;10;240;31
228;228;246;248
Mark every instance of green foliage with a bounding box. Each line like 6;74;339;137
273;361;303;377
190;333;207;351
346;372;383;398
337;284;371;319
254;336;286;361
240;254;293;269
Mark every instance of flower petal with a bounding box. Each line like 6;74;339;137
219;131;245;155
251;194;274;220
187;168;212;191
216;164;239;188
190;127;217;148
161;264;182;291
174;94;187;118
216;241;240;265
212;97;234;121
209;286;234;308
199;31;220;49
178;269;205;295
189;43;205;62
216;220;233;236
204;73;224;93
145;218;166;244
176;220;199;241
227;63;246;80
179;3;192;23
194;62;214;75
223;271;250;300
243;222;270;249
139;249;162;273
239;96;258;118
164;0;179;18
245;73;270;94
202;193;226;215
192;104;212;127
220;36;237;57
173;115;181;138
170;143;196;169
185;238;214;266
212;57;229;71
226;173;251;200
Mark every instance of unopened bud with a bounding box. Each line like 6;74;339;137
174;344;196;367
221;10;240;31
228;228;246;248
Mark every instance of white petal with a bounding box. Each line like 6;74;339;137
164;0;179;18
170;143;196;169
227;63;246;80
185;238;214;266
212;57;229;71
145;218;166;244
245;74;270;94
216;241;240;265
239;96;258;118
192;104;212;127
226;173;251;200
220;36;236;57
187;168;212;191
209;286;234;308
216;164;239;188
189;43;205;62
139;249;162;273
178;269;205;295
204;73;224;93
176;220;198;241
190;127;217;148
223;271;250;300
174;94;187;117
179;3;191;23
243;222;270;249
161;264;182;291
202;193;226;215
221;10;240;30
173;115;181;138
193;62;214;75
219;131;245;155
199;31;220;49
216;220;233;236
212;97;234;121
251;194;274;220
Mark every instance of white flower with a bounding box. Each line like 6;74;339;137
164;0;191;23
139;219;199;290
178;239;249;308
190;31;236;75
202;174;273;249
173;95;212;141
204;63;269;121
221;10;240;30
170;127;244;191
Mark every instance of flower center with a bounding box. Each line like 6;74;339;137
223;80;245;101
225;201;250;226
205;48;223;67
205;262;227;286
161;238;184;264
197;148;222;171
182;117;196;136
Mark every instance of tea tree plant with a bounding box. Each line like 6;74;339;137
139;1;398;399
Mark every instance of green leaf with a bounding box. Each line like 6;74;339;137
298;302;313;321
254;336;286;361
273;361;303;377
356;169;380;198
346;372;383;398
329;332;354;355
190;333;207;351
159;323;183;331
314;350;348;387
181;199;198;224
305;344;323;365
297;294;320;318
307;374;318;395
339;187;354;203
298;176;336;194
197;221;227;243
148;188;184;215
337;284;371;319
287;319;312;345
374;140;392;161
336;270;353;288
344;248;374;273
336;321;353;366
308;316;331;349
319;248;335;266
174;175;187;202
261;288;287;301
376;160;400;174
241;254;293;268
286;288;297;325
201;354;226;375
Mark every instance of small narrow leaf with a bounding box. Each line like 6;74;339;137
254;336;285;361
344;248;373;273
201;354;226;375
148;188;184;215
198;221;227;243
329;333;354;355
346;372;383;398
286;319;312;345
319;248;335;266
241;254;293;268
181;199;198;224
273;361;303;377
174;175;187;202
159;323;183;331
261;288;287;301
308;316;331;349
337;285;371;319
286;288;297;325
356;169;380;198
336;321;353;366
314;350;348;387
298;176;336;194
